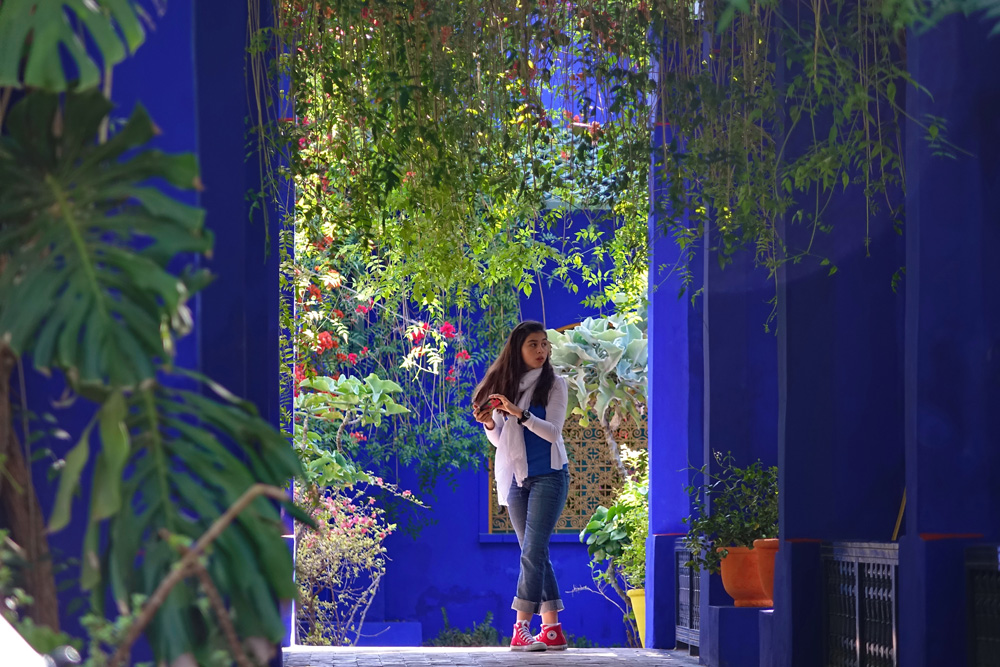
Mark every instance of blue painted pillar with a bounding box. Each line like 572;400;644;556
646;117;705;649
898;17;1000;667
770;2;907;664
698;222;779;660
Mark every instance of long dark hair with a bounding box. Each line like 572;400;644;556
473;321;555;409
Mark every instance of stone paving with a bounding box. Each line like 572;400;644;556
283;646;702;667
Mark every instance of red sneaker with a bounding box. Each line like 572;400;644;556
510;620;546;652
534;623;568;650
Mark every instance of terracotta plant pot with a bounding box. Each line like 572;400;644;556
626;588;646;648
753;538;779;602
716;546;772;607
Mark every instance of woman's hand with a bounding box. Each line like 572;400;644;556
472;402;496;430
488;394;523;420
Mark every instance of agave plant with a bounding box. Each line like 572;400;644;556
547;309;647;476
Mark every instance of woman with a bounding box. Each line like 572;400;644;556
472;321;570;652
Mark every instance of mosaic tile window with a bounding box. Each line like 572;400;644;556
488;417;647;534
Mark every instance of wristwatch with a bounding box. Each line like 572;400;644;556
517;409;532;425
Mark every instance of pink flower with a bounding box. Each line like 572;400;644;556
356;303;370;314
439;322;457;339
456;350;471;361
347;353;358;365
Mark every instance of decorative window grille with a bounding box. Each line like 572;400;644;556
822;542;898;667
675;541;700;647
488;418;647;534
967;545;1000;667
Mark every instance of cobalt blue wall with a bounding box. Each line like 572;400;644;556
378;257;632;647
898;16;1000;667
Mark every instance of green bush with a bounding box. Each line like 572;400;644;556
427;609;500;647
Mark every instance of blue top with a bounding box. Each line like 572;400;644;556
524;405;569;477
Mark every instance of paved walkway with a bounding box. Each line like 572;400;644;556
283;646;701;667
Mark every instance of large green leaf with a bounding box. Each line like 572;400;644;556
0;90;210;388
91;376;305;664
0;0;148;91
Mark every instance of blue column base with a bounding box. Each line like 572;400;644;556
758;609;774;667
355;621;424;647
898;535;973;667
703;606;761;667
647;534;681;649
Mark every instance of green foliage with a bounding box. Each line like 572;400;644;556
0;90;210;387
427;609;500;648
682;451;779;574
577;451;647;646
259;0;655;319
0;45;305;667
289;240;518;507
0;1;149;91
0;531;79;655
580;453;648;590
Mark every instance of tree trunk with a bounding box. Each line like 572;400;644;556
0;351;60;631
598;411;627;479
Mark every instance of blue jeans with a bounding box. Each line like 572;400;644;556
506;469;569;615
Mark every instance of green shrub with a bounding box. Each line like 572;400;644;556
427;609;500;647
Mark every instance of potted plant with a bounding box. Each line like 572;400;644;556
683;451;778;607
579;452;648;647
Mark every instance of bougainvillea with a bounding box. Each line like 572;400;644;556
295;485;397;646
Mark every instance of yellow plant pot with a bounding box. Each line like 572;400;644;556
627;588;646;648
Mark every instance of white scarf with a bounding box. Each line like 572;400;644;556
494;367;565;507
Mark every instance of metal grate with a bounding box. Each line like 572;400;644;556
489;417;646;534
822;542;898;667
675;542;700;647
825;559;859;667
967;546;1000;667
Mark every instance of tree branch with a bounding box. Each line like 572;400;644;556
108;484;290;667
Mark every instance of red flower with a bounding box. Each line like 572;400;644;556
348;353;358;365
361;346;369;354
445;366;457;382
350;431;367;442
333;309;345;319
316;331;335;351
336;353;348;362
456;350;471;361
440;322;457;339
307;284;322;301
408;323;427;343
356;303;370;314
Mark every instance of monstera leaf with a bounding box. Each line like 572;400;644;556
51;375;306;663
0;90;210;388
0;0;148;91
